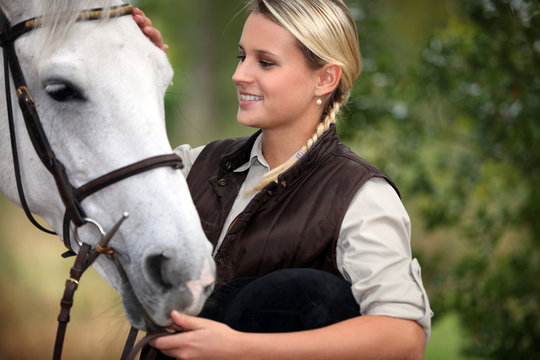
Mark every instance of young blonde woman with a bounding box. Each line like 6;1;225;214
134;1;432;359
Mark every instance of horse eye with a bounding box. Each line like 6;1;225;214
44;82;85;102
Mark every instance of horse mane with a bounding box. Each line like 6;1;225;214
32;0;128;56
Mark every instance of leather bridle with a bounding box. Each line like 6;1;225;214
1;4;177;359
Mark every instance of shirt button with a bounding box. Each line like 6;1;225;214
218;178;227;186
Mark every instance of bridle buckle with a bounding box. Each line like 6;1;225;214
16;85;33;103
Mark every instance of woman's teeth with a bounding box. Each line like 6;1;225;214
241;94;263;101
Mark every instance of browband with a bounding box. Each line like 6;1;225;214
0;4;133;46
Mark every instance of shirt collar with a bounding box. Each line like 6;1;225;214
234;133;268;172
232;132;310;173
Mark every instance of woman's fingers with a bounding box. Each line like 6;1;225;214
132;8;169;52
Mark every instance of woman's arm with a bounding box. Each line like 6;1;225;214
337;178;433;343
151;311;425;360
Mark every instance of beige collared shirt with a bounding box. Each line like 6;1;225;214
175;135;433;342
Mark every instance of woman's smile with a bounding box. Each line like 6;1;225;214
239;92;264;106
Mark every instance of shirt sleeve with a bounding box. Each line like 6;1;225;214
173;144;205;177
336;177;433;343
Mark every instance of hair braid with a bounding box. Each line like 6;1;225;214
253;99;344;191
306;99;342;151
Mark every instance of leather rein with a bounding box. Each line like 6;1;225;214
0;4;175;359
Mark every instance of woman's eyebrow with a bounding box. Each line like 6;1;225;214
238;44;280;59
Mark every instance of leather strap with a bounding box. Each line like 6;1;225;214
0;5;134;46
61;154;183;256
120;326;140;360
53;243;92;360
3;41;57;234
1;7;57;234
75;154;184;201
125;332;172;360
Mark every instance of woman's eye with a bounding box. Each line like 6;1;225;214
235;55;273;67
259;60;274;67
44;82;85;102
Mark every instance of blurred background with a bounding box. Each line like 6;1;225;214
1;0;538;358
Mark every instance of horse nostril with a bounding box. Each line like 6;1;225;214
146;254;173;290
203;283;214;296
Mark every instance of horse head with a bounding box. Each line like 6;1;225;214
0;0;215;331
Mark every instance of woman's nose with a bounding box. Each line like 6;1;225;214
232;60;251;85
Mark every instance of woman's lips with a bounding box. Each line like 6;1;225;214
239;92;264;106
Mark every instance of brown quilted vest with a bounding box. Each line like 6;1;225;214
186;125;399;286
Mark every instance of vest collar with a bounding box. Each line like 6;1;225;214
218;130;262;178
218;125;339;189
234;133;270;173
279;124;339;188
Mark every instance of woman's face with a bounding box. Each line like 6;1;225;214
232;13;322;133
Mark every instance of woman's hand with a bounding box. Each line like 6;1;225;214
150;311;424;360
132;8;169;52
150;310;244;360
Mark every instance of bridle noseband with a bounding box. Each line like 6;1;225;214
1;4;179;359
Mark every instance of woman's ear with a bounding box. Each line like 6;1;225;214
315;63;342;97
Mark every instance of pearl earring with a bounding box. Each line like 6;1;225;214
316;99;323;105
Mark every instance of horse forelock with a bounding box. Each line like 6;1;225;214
29;0;128;56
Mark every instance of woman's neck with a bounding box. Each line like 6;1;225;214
260;126;315;169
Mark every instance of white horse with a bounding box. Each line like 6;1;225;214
0;0;215;332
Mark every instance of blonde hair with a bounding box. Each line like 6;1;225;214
247;0;362;190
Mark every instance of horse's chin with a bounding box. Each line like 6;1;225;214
119;289;164;331
119;283;209;332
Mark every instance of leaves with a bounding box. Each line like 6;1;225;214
340;0;539;357
358;0;539;357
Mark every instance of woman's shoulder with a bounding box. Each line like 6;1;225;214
336;143;382;172
334;142;401;197
173;144;206;177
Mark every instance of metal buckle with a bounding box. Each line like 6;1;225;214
72;212;129;258
16;86;34;103
73;218;106;248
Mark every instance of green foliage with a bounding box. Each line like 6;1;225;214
341;0;540;358
425;313;483;360
340;1;414;139
339;0;540;358
417;1;540;357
